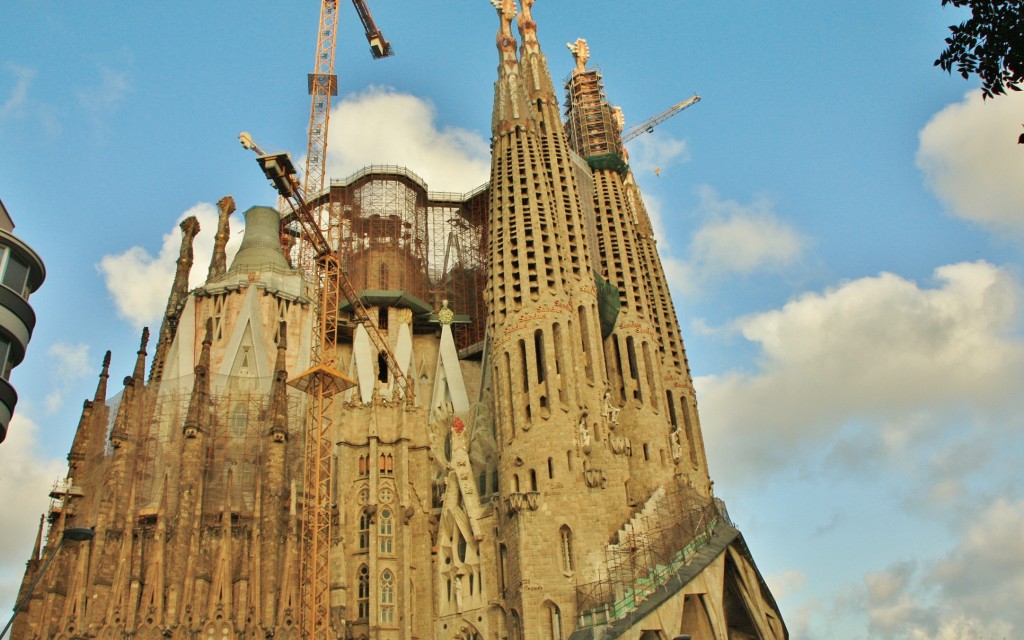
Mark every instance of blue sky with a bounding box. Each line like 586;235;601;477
2;2;1023;638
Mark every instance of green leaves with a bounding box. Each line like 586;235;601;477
935;0;1024;99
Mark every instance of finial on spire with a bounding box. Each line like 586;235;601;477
491;0;518;47
133;327;150;383
517;0;539;47
568;38;590;73
207;196;234;281
94;350;112;403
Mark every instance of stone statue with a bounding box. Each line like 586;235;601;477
670;428;682;461
602;389;620;428
578;413;591;448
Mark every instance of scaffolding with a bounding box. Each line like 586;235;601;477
574;483;725;628
305;166;489;351
52;372;311;536
564;67;623;160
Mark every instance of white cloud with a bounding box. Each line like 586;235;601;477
0;415;67;614
75;66;129;114
857;498;1024;639
323;87;490;193
688;187;804;277
696;261;1024;482
98;203;244;328
44;343;92;415
929;497;1024;627
917;90;1024;233
628;133;689;175
0;63;34;122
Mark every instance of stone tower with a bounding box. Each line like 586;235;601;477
13;3;787;639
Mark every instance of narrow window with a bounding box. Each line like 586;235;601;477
552;322;567;404
626;336;641;401
378;306;389;330
380;569;395;623
560;526;574;572
534;328;545;383
358;509;370;549
519;339;530;392
357;565;369;619
643;341;658;409
547;603;564;640
578;307;594;382
547;457;554;479
504;351;516;435
377;352;389;383
666;390;678;428
643;443;650;461
499;544;508;592
379;508;393;553
566;450;573;471
682;397;699;466
612;339;625;403
529;469;538;492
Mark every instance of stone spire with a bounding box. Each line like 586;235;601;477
68;351;110;472
166;318;214;628
111;329;148;447
261;323;289;629
488;0;529;135
94;349;111;403
515;0;600;292
562;35;712;491
485;2;630;638
183;318;213;439
150;217;200;388
207;195;235;281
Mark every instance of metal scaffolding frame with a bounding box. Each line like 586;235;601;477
305;166;489;351
574;483;722;628
564;67;623;160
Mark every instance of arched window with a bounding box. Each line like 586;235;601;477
560;525;574;573
546;602;564;640
379;508;393;553
358;508;370;549
357;565;369;619
510;610;523;640
358;455;368;477
380;569;395;624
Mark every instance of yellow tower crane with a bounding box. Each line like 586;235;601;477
243;4;398;640
621;94;701;143
305;0;393;200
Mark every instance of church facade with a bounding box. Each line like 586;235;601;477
13;2;786;639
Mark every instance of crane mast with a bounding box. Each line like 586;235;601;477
304;0;340;201
621;94;701;143
240;137;411;640
259;3;396;638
